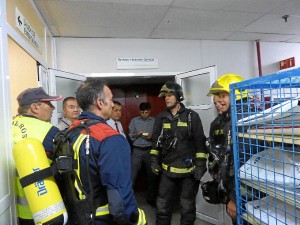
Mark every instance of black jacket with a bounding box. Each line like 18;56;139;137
151;103;207;178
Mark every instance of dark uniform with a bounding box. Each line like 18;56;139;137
202;74;263;225
150;81;207;225
66;112;146;225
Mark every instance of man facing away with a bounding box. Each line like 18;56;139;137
56;96;80;130
106;100;126;138
128;102;159;208
12;87;62;225
150;81;207;225
67;80;146;225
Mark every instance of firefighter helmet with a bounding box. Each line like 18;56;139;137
207;74;247;100
201;180;228;204
159;81;184;101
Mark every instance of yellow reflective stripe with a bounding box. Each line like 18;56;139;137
137;208;146;225
196;152;208;159
162;163;195;173
161;163;168;170
95;204;109;216
177;121;187;127
73;133;87;199
150;149;159;155
163;123;171;129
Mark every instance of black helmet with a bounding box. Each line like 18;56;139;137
159;81;184;102
201;180;228;204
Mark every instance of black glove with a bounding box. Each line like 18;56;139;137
194;166;207;181
151;161;162;175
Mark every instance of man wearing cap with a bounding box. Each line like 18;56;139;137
12;87;62;225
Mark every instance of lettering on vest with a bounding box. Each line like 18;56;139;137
12;120;27;138
32;168;47;196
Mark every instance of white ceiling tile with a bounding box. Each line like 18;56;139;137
33;0;300;42
242;14;300;35
173;0;289;13
152;28;232;40
227;32;298;42
158;8;261;32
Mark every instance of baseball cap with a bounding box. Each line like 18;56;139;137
17;87;63;106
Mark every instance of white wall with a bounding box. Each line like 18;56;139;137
55;38;203;74
55;38;300;80
260;42;300;75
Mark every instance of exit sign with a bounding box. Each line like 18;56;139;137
280;57;295;70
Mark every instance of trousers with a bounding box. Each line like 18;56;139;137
131;147;159;204
156;173;200;225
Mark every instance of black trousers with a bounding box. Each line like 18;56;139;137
131;147;159;203
156;173;200;225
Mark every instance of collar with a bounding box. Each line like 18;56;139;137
78;111;106;123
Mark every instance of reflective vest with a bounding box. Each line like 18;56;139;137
12;115;57;220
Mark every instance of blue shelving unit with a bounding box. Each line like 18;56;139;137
230;68;300;225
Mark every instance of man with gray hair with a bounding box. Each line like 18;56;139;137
65;80;146;225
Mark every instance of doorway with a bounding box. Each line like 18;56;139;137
90;76;175;192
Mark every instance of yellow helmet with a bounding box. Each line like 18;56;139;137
207;74;247;100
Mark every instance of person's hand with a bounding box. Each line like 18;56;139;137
194;166;207;181
151;161;162;175
136;131;143;137
226;200;237;219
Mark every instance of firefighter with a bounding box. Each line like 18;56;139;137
150;81;207;225
65;80;146;225
12;87;63;225
203;74;247;225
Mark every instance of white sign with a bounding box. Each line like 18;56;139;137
15;7;41;51
117;58;158;70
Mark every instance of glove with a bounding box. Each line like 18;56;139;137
151;161;162;176
194;166;207;181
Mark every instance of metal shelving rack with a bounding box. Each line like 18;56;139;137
230;68;300;225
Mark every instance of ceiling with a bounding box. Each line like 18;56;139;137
33;0;300;43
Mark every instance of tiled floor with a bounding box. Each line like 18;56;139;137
135;191;213;225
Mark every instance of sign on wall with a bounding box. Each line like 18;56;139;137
15;7;41;52
280;57;295;70
116;57;158;69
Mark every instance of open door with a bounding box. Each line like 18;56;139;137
47;69;86;125
176;66;230;225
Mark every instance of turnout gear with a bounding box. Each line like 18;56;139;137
159;81;184;101
151;103;207;225
53;112;146;225
193;160;207;181
207;73;247;100
203;111;234;204
13;138;68;225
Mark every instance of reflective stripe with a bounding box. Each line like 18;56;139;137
162;163;195;173
177;121;187;127
163;123;171;129
196;152;208;159
95;204;109;216
17;195;29;206
137;208;146;225
15;176;32;219
73;133;87;199
150;149;159;155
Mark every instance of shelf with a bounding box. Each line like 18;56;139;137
242;213;266;225
241;179;300;209
238;133;300;145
